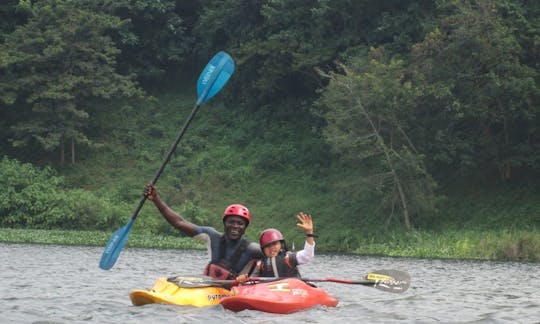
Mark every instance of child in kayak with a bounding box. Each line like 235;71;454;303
237;212;316;281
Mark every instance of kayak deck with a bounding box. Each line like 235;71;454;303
130;277;231;307
220;278;338;314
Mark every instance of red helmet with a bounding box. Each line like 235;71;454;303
223;204;251;225
259;228;284;248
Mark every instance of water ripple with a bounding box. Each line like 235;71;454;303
1;244;539;323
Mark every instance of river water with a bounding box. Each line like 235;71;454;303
1;243;539;323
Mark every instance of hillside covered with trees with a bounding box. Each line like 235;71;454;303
1;0;539;260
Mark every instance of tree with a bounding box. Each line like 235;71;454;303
0;0;29;34
314;49;437;230
0;0;143;166
111;0;196;81
408;0;540;181
195;0;431;110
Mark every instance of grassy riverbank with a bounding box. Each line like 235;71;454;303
2;228;538;262
0;228;203;250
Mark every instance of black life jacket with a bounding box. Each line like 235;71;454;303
257;250;300;278
204;235;249;280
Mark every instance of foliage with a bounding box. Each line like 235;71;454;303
349;229;540;262
0;228;204;249
0;0;29;34
110;0;196;80
0;157;129;230
195;0;432;109
314;51;438;230
1;227;538;262
408;0;540;181
0;0;539;261
0;0;144;165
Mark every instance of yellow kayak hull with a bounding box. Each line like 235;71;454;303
130;277;231;307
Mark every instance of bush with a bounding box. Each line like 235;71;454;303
0;157;129;230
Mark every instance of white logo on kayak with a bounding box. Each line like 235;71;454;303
291;289;307;297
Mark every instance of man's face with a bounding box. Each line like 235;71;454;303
223;216;247;240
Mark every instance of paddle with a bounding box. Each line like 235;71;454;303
302;269;410;293
167;269;410;293
99;51;235;270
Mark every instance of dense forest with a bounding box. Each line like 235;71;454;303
1;0;539;259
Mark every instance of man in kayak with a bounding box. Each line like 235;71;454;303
237;212;316;281
144;183;263;280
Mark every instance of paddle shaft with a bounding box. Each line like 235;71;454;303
248;277;392;286
131;52;227;221
303;278;380;285
131;103;201;222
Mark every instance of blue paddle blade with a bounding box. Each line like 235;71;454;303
99;218;134;270
196;51;235;106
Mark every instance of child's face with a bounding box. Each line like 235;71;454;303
263;241;281;257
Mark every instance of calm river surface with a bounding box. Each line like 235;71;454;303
1;243;539;323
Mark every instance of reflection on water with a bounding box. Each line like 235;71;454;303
1;243;539;323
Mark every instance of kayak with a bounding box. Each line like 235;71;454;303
130;277;231;307
219;278;338;314
130;269;409;311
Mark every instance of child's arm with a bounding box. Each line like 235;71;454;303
295;212;317;264
296;212;316;245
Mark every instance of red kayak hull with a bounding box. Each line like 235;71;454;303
219;278;338;314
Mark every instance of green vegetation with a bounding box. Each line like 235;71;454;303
0;228;203;249
1;92;539;261
1;227;538;261
1;1;539;262
356;229;540;261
